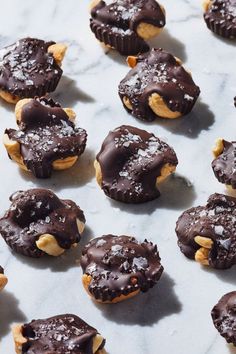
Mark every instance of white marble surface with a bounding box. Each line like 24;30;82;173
0;0;236;353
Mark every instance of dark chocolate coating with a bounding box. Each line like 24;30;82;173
204;0;236;39
6;97;87;178
118;48;200;121
212;140;236;189
0;266;4;274
81;234;163;302
90;0;165;55
96;125;178;203
0;38;63;98
0;189;85;258
176;193;236;269
21;314;105;354
212;291;236;345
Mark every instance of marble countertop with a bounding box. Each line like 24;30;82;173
0;0;236;353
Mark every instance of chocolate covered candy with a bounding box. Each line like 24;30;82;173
0;189;85;258
212;292;236;345
176;193;236;269
4;97;87;178
0;38;67;104
118;48;200;121
95;125;178;203
0;266;8;291
81;235;163;303
203;0;236;39
12;314;106;354
90;0;165;55
212;139;236;189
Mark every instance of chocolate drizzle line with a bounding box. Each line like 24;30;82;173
0;189;85;258
212;140;236;189
0;38;63;98
81;234;163;302
204;0;236;39
176;193;236;269
90;0;165;55
6;97;87;178
212;291;236;345
96;125;178;203
119;48;200;121
21;314;105;354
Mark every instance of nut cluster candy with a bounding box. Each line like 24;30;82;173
0;266;8;291
90;0;166;55
203;0;236;39
176;193;236;269
4;97;87;178
12;314;106;354
95;125;178;203
212;139;236;189
212;292;236;345
118;48;200;121
81;234;163;303
0;38;67;104
0;189;86;258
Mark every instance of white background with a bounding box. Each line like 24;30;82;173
0;1;235;353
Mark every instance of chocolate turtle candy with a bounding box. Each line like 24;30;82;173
4;97;87;178
90;0;165;55
212;139;236;189
0;38;66;103
204;0;236;39
0;189;85;258
118;48;200;121
95;125;178;203
212;292;236;345
81;234;163;303
176;193;236;269
12;314;106;354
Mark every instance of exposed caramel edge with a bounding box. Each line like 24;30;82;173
203;0;212;12
82;274;140;303
136;3;166;40
35;219;85;256
12;324;27;354
212;138;224;158
156;163;176;184
127;56;138;68
194;235;214;266
149;93;182;119
89;0;101;11
94;159;103;187
0;90;20;104
0;273;8;291
47;43;67;67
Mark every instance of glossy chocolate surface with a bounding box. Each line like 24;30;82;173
90;0;165;55
204;0;236;38
81;234;163;302
119;48;200;121
0;38;63;98
6;97;87;178
212;291;236;345
0;189;85;258
21;314;104;354
212;140;236;189
176;193;236;269
96;125;178;203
